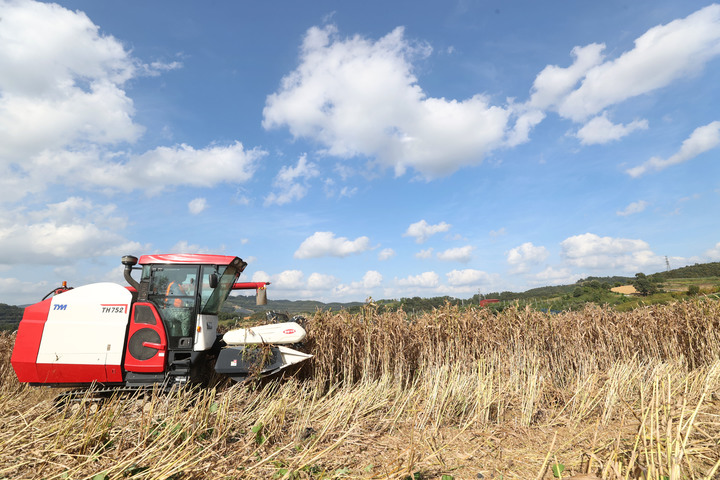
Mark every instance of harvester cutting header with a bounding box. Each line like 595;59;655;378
11;254;311;391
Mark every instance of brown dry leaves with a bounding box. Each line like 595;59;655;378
0;300;719;479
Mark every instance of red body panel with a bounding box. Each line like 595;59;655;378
35;363;111;384
10;299;51;383
105;364;123;382
123;302;168;373
232;282;270;290
138;254;239;265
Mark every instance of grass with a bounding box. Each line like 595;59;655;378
0;299;719;479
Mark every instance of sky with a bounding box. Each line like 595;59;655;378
1;0;719;305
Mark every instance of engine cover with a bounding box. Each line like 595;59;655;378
12;282;132;384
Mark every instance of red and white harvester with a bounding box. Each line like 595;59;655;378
11;254;311;391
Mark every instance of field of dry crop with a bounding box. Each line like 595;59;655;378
1;300;719;479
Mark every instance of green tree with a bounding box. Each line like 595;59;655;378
687;285;700;296
632;273;657;296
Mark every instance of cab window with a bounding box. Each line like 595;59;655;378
148;265;198;348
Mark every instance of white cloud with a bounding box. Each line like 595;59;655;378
617;200;649;216
560;233;660;272
403;219;451;243
333;270;384;297
505;109;546;147
272;270;306;290
168;241;217;255
264;154;320;206
144;60;183;76
83;142;264;194
576;113;648;145
626;121;720;177
556;5;720;121
436;245;474;263
0;0;143;201
506;242;549;273
263;6;720;180
250;268;381;300
99;264;127;285
415;248;433;259
378;248;396;261
294;231;371;258
0;276;52;305
528;267;584;286
263;25;511;179
339;186;358;198
307;272;340;290
324;179;358;199
0;2;265;201
706;242;720;261
446;269;493;286
362;270;383;288
396;271;439;288
0;197;142;266
188;198;207;215
529;43;606;111
5;138;264;202
0;0;143;160
251;271;272;283
251;269;341;300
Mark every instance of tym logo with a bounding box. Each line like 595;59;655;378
53;304;67;311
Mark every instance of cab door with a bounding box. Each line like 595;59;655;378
123;302;167;373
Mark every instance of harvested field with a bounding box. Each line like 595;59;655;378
1;300;719;479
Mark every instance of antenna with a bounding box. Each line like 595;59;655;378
665;256;670;272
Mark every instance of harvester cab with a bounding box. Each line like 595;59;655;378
11;254;312;392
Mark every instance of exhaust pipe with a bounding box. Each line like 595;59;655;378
121;255;140;290
232;281;270;305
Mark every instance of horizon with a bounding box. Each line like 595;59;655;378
5;260;718;308
1;1;719;305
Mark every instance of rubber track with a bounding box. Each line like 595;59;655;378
53;384;173;407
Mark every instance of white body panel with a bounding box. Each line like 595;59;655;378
36;283;132;365
194;314;218;351
277;346;313;368
223;322;306;345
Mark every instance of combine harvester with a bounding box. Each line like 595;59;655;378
11;254;311;396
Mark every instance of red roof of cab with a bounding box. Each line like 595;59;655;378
138;254;241;265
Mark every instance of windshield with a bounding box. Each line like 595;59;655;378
200;264;241;315
146;265;199;348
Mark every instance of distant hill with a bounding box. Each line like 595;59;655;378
1;262;717;330
576;275;635;285
650;262;720;281
0;303;24;331
223;294;364;316
478;275;634;301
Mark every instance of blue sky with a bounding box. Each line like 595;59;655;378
1;0;719;304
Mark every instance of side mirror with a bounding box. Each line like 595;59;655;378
209;273;219;289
